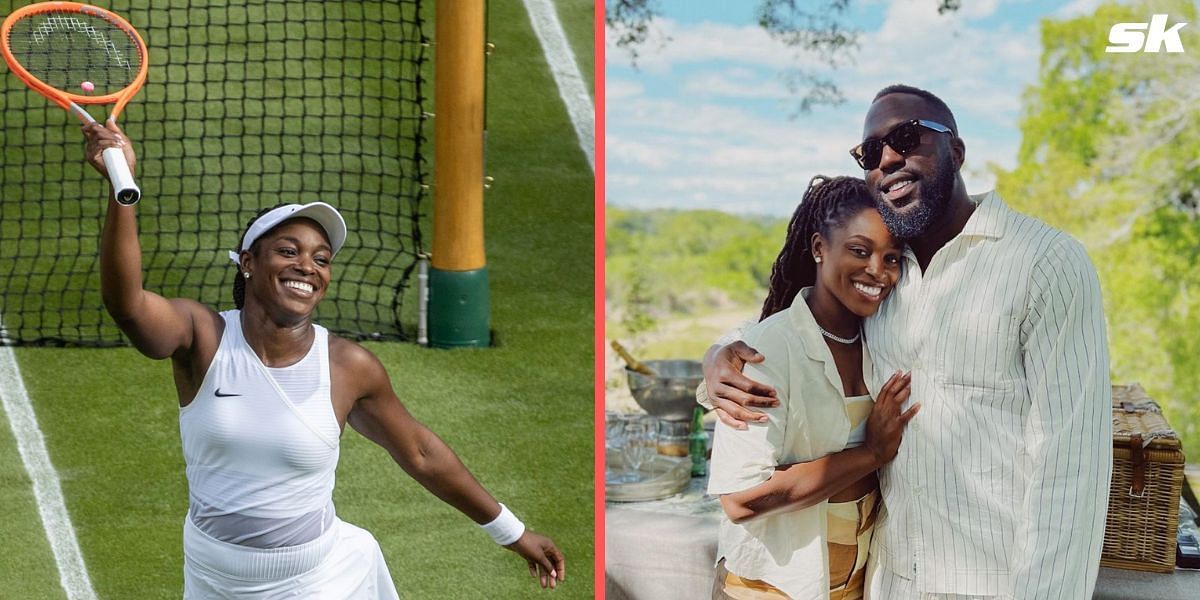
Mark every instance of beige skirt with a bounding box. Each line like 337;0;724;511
712;489;880;600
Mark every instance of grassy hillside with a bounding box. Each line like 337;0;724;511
606;206;785;340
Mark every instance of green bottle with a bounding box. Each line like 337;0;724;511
689;407;707;477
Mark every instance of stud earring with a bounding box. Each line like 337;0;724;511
814;256;822;264
243;272;251;279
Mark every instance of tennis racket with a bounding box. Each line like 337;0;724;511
1;2;148;205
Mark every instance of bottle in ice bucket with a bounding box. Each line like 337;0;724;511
689;407;707;477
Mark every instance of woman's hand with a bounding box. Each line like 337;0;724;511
863;370;920;466
82;119;136;178
505;530;566;589
702;341;778;429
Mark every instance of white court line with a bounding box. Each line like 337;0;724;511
521;0;595;172
0;340;98;600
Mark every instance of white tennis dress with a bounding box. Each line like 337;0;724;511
180;310;399;599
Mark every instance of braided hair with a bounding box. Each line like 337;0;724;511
231;203;289;309
759;176;877;321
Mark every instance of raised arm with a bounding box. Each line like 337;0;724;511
1009;239;1111;599
341;341;564;589
717;371;916;523
84;122;208;360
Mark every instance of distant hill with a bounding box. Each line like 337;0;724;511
605;206;787;337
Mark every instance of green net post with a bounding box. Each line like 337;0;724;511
430;0;490;348
428;267;489;347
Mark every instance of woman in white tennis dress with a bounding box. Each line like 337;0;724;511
83;121;564;598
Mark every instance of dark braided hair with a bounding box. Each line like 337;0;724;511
759;176;877;321
231;203;290;309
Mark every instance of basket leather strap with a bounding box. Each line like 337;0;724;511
1129;433;1146;498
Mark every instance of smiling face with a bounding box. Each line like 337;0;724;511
862;93;962;239
812;208;902;318
240;218;333;319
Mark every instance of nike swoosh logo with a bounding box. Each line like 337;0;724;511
214;388;241;397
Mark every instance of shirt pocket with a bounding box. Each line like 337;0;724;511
934;310;1021;390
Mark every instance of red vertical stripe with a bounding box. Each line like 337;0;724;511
594;0;607;597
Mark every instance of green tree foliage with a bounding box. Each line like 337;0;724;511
605;206;785;338
996;0;1200;450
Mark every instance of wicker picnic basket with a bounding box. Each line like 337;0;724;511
1100;383;1186;573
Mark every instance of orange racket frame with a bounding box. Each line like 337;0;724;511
1;2;149;203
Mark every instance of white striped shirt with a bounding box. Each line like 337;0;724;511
863;191;1112;598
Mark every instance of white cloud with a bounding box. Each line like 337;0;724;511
852;0;1041;111
1054;0;1112;19
605;173;643;188
680;70;792;100
605;97;862;215
604;79;643;102
612;96;796;140
813;0;1043;151
605;0;1056;216
609;18;831;74
605;135;682;170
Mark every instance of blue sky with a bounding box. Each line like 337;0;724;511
605;0;1113;216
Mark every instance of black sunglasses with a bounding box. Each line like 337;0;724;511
849;119;952;170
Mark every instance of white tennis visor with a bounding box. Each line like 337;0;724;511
227;202;348;266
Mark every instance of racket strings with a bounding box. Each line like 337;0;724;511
33;15;134;71
9;12;140;94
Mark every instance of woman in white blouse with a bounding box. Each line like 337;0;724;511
706;176;918;600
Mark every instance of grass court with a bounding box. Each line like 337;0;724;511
0;0;594;597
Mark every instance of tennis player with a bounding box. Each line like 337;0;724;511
83;121;565;597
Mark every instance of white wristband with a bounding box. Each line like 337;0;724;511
481;503;525;545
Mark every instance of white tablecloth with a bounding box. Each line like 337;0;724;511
605;470;1200;599
605;477;720;600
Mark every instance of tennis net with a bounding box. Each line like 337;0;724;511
0;0;427;345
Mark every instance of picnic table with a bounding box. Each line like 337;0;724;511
605;469;1200;599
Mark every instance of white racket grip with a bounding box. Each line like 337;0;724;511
102;147;141;205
